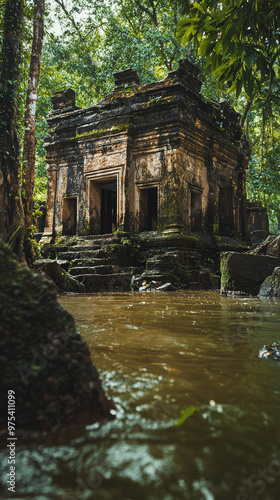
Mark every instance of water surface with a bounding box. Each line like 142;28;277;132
1;291;280;500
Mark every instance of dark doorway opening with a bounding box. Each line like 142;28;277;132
219;187;234;236
139;187;158;231
63;197;77;235
191;191;202;232
101;181;117;234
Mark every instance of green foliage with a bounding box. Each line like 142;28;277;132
177;0;280;229
177;0;280;101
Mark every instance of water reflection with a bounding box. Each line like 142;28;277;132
1;291;280;500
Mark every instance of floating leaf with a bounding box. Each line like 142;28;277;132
174;405;197;427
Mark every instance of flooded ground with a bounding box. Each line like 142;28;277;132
1;291;280;500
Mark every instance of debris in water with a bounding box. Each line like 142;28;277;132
259;343;280;360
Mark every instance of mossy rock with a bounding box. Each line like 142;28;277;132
33;259;85;293
258;267;280;297
220;251;280;295
0;241;113;432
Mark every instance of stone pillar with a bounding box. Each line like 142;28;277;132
162;153;185;234
246;201;269;244
42;165;58;240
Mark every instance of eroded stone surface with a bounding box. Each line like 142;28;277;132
220;251;280;296
258;266;280;297
33;258;85;293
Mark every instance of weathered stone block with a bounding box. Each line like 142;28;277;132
259;267;280;297
33;259;85;293
220;252;280;295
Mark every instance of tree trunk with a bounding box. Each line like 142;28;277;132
0;0;24;249
277;212;280;232
22;0;45;256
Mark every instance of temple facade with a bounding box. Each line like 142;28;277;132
43;59;250;241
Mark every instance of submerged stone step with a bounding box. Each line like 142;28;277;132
75;273;133;293
140;272;180;287
69;265;115;276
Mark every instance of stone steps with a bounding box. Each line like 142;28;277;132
69;265;116;276
57;249;107;260
42;234;154;292
52;235;136;292
69;257;108;267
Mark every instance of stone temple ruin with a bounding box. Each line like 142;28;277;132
43;59;250;241
40;59;255;292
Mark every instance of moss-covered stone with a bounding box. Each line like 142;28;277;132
0;241;113;432
33;259;85;293
220;251;280;295
258;267;280;297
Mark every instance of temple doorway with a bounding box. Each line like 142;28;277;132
101;181;117;234
219;187;234;236
62;197;77;235
89;178;117;234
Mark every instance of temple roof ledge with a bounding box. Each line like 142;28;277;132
166;58;202;94
113;68;140;91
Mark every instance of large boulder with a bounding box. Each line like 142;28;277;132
33;258;85;293
220;251;280;295
0;241;113;432
258;267;280;297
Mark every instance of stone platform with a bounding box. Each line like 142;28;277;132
38;231;248;293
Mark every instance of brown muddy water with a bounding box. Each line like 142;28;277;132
1;291;280;500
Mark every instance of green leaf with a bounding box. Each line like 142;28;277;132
245;50;255;69
244;72;255;97
174;405;198;427
236;78;243;98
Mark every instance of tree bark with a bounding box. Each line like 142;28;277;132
0;0;24;247
22;0;45;246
